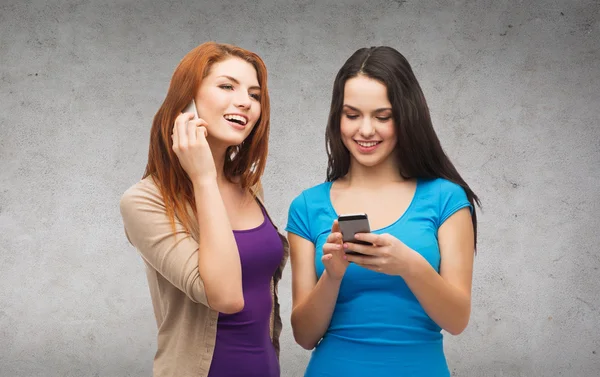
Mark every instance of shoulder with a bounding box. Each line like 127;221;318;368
119;176;164;213
417;177;466;197
286;181;333;240
288;181;331;211
294;181;331;202
413;177;471;225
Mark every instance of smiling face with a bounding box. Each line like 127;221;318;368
340;75;397;169
194;57;262;148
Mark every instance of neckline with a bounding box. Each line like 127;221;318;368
232;200;268;233
325;178;420;232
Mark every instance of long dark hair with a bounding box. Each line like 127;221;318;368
325;46;481;249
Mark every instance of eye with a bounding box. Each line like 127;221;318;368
250;93;261;101
219;84;234;90
345;114;359;120
376;116;392;121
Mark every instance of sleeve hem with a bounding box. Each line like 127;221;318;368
285;228;314;243
439;202;472;227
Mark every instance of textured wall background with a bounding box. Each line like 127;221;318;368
1;0;599;376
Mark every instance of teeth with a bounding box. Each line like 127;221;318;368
357;141;379;147
224;114;247;125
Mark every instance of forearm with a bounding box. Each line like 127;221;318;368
404;256;471;335
193;178;243;312
291;270;341;349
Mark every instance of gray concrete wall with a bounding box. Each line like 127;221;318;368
1;0;599;376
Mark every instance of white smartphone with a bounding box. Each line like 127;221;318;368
183;99;199;119
182;99;208;137
337;213;372;255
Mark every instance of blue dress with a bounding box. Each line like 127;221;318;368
286;178;472;377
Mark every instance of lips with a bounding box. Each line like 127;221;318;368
223;114;248;126
354;139;382;153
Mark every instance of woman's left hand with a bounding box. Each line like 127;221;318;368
343;233;423;277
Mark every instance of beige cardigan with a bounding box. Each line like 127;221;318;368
119;177;289;377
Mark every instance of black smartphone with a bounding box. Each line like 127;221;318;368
337;213;372;255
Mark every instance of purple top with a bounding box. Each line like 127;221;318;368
207;204;284;377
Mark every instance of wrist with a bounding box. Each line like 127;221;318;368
402;252;429;280
191;176;217;189
323;269;344;284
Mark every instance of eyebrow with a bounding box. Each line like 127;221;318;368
218;75;260;90
343;104;392;113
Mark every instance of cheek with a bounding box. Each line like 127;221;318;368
380;123;396;141
250;104;262;122
340;119;354;138
200;89;227;109
196;97;218;119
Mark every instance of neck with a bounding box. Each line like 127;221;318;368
209;141;230;187
345;156;404;188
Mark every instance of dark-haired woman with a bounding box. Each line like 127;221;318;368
286;46;480;376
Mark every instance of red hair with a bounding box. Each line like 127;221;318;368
143;42;270;233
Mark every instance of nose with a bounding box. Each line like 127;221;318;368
359;118;376;138
233;91;252;110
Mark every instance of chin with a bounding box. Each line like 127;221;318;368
210;131;249;147
349;155;380;166
355;159;385;168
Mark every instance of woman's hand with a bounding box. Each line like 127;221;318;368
343;233;423;277
321;220;350;281
171;112;216;183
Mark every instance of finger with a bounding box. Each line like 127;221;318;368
350;262;382;273
181;111;196;120
345;254;379;266
326;232;342;244
176;115;189;147
187;119;197;143
196;125;208;139
189;118;208;139
322;242;342;255
176;112;195;127
343;242;379;256
321;254;333;264
195;118;208;128
354;232;385;246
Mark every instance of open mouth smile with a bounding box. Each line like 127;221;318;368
224;114;248;127
354;140;383;152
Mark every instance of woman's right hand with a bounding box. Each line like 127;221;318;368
171;112;217;183
321;220;349;281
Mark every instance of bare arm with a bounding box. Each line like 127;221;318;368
193;178;244;313
119;179;243;314
289;221;348;349
119;112;243;314
171;112;243;314
403;208;474;334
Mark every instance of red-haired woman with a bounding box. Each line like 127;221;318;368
119;42;288;377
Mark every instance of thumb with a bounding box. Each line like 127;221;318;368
331;219;340;233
